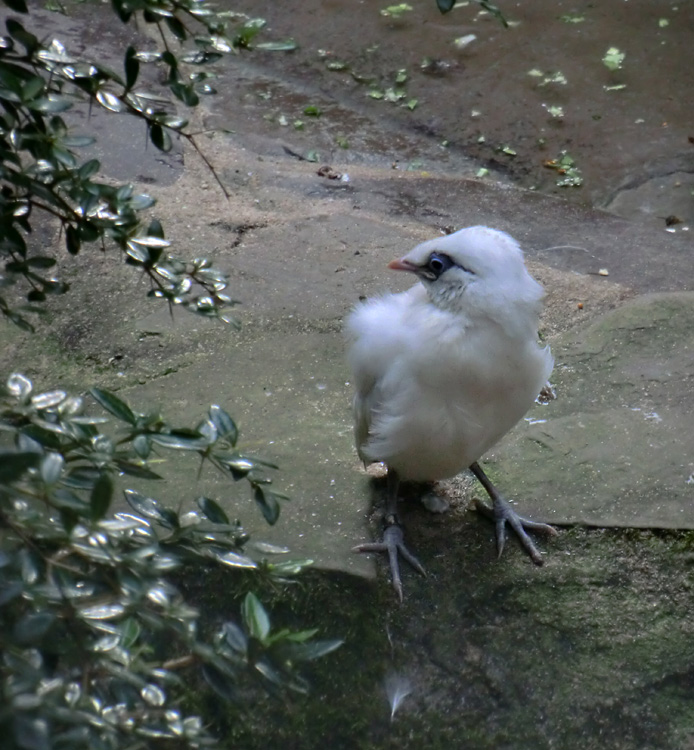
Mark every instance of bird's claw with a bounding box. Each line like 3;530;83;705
354;523;426;601
473;496;557;566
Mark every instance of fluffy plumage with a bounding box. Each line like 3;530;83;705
346;226;553;482
346;226;556;598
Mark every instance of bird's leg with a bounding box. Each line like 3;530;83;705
353;468;426;600
470;461;557;566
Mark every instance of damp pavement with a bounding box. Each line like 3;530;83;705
1;2;694;748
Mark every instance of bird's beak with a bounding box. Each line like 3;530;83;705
387;258;419;274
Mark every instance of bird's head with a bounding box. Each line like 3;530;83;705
388;225;545;322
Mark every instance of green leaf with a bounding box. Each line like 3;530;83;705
65;224;80;255
62;135;96;148
32;95;73;113
14;612;55;644
51;488;89;512
255;39;297;52
436;0;456;11
96;90;126;112
149;123;172;152
40;451;64;485
222;621;247;653
90;388;137;424
6;19;38;53
120;617;141;648
169;81;199;107
147;219;165;239
149;432;210;451
124;488;165;521
254;486;283;525
78;159;100;179
132;434;151;459
124;45;139;90
197;496;230;525
242;591;270;641
202;663;239;702
209;404;238;444
129;193;155;210
279;638;343;662
165;15;187;40
21;75;44;101
90;473;113;520
208;547;257;569
113;459;162;480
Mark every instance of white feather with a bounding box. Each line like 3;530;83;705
345;226;553;482
384;672;413;721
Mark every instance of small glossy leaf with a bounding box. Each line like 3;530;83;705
124;45;139;89
279;638;343;662
149;122;171;152
90;473;113;520
90;388;137;424
128;235;170;249
165;15;187;39
169;81;199;106
14;612;55;644
132;434;151;459
124;489;164;520
222;621;247;653
96;90;126;112
78;159;100;179
209;405;238;444
63;466;101;489
120;617;141;648
202;664;239;702
33;95;73;113
255;40;297;52
40;452;64;485
129;193;155;210
242;591;270;642
149;433;210;451
197;496;229;525
6;19;38;53
7;372;32;400
51;488;88;511
66;224;80;255
254;486;281;525
31;389;66;410
210;548;257;569
62;135;96;148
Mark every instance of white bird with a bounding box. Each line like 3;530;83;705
346;226;556;599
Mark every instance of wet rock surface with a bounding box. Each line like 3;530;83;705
2;2;694;747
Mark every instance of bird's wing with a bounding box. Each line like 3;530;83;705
345;288;424;461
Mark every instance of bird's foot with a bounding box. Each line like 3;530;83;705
474;495;557;566
353;521;426;601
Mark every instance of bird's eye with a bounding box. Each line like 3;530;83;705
428;253;449;275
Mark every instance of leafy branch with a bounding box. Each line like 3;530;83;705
0;0;292;330
0;373;341;749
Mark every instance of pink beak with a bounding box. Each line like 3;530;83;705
387;258;418;273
